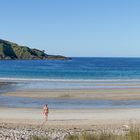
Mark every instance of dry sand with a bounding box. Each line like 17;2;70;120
0;107;140;128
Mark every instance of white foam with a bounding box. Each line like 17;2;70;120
0;77;140;82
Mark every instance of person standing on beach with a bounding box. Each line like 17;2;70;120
43;104;49;123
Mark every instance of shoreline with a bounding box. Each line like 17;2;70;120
2;85;140;109
3;77;140;81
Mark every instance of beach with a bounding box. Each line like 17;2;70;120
0;58;140;139
0;107;140;127
1;85;140;139
1;0;140;138
0;107;140;139
1;80;140;125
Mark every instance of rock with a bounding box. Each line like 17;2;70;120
47;55;71;60
122;125;130;130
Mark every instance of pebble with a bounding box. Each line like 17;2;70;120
0;126;82;140
0;124;133;140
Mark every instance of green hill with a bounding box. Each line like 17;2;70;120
0;39;70;60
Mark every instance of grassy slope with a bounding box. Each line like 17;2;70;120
31;126;140;140
0;39;47;59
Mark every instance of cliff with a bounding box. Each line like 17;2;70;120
0;39;70;60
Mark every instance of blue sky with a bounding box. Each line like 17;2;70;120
1;0;140;57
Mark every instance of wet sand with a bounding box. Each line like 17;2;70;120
1;81;140;133
4;88;140;100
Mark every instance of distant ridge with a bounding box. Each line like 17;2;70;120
0;39;70;60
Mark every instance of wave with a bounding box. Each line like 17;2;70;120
1;77;140;82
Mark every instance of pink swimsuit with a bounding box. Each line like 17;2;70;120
44;107;48;116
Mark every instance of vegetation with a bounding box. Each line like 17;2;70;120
0;39;47;60
65;132;122;140
31;136;49;140
30;126;140;140
65;127;140;140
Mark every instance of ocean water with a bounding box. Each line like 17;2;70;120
1;57;140;80
0;57;140;109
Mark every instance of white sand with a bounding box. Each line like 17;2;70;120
0;107;140;128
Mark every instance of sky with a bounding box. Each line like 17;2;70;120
1;0;140;57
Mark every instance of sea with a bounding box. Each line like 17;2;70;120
1;57;140;109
